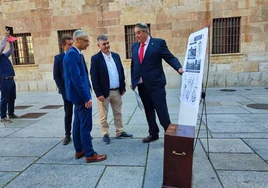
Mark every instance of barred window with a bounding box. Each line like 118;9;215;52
124;24;150;59
12;33;34;65
212;17;241;54
57;29;77;53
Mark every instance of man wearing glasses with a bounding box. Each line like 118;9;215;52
63;30;107;162
131;23;184;143
90;34;133;144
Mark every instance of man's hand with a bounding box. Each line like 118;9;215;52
85;99;92;108
178;68;184;75
97;95;104;102
4;29;10;38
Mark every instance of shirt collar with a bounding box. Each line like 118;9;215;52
143;36;151;45
101;51;111;59
73;46;81;54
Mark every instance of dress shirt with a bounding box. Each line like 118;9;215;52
102;52;120;89
138;36;151;84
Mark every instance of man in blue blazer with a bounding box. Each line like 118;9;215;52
63;30;106;163
53;35;73;145
131;23;184;143
90;34;132;144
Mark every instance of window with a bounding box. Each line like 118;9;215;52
12;33;34;65
124;24;150;59
212;17;241;54
57;29;76;53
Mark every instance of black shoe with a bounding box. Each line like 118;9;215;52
142;135;159;143
63;135;71;145
116;132;133;139
9;114;21;119
103;134;110;144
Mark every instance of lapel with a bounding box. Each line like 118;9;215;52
133;43;140;64
143;38;154;63
98;51;109;75
112;52;121;77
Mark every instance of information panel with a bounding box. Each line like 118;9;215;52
178;27;208;126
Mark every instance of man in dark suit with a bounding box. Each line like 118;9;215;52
90;34;132;144
53;35;73;145
131;22;184;143
63;30;106;163
0;29;20;123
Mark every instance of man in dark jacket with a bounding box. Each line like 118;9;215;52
53;35;73;145
0;30;20;123
90;34;132;144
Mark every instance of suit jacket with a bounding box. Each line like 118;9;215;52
90;51;126;98
131;37;182;90
53;52;65;95
63;46;91;105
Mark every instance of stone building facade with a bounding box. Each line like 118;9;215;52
0;0;267;91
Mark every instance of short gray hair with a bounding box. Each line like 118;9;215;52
135;22;149;33
97;34;108;43
73;30;88;40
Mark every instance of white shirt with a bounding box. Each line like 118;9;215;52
102;52;120;89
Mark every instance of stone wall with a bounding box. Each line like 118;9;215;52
0;0;267;91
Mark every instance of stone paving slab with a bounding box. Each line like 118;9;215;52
210;153;268;171
0;172;19;188
207;114;246;123
239;114;268;123
192;141;222;188
1;120;38;128
218;171;268;188
205;106;250;114
97;166;144;188
200;139;254;153
39;138;148;166
208;122;268;133
5;164;105;188
211;132;268;139
144;140;164;188
8;118;64;138
0;138;60;157
0;128;21;137
0;157;38;171
243;139;268;161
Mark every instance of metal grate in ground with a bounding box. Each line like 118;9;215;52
14;105;32;109
20;113;47;118
40;105;63;109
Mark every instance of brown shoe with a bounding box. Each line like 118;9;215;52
85;152;107;163
142;135;159;143
75;151;85;159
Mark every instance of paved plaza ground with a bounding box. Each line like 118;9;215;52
1;87;268;188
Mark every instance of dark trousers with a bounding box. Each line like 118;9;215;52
62;95;73;136
138;84;171;136
0;79;16;118
73;104;94;157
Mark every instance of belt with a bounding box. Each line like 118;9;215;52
110;88;119;91
0;76;14;80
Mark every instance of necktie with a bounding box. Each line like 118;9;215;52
139;43;145;64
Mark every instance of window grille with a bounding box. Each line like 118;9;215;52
212;17;241;54
124;24;150;59
57;29;77;53
12;33;34;65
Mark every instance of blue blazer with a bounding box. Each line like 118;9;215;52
131;37;182;90
90;51;126;98
53;52;65;95
63;46;91;105
0;54;15;78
